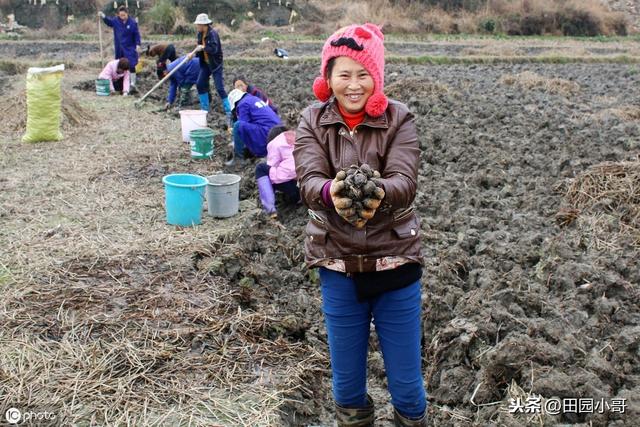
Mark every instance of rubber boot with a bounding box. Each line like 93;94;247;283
222;97;231;114
256;176;276;215
178;84;192;107
224;151;246;168
199;93;210;112
393;408;427;427
335;395;374;427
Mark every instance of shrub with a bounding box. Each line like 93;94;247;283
480;17;497;33
145;0;177;34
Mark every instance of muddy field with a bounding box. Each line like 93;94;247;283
1;38;640;63
1;37;639;426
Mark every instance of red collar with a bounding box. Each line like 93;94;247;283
337;103;366;130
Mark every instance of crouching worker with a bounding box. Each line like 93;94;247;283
165;55;200;110
99;58;131;96
255;125;300;218
233;75;278;114
146;43;177;79
225;88;282;167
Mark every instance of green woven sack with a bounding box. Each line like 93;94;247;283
22;64;64;143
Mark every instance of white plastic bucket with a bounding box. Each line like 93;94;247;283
206;174;242;218
179;109;207;143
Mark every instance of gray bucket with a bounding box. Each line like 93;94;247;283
206;174;242;218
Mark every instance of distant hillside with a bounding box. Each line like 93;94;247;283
0;0;637;35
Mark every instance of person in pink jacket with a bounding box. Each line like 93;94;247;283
98;58;131;96
255;125;300;217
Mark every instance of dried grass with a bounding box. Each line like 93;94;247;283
564;161;640;249
499;71;580;96
385;77;459;101
594;105;640;122
0;87;95;133
0;84;95;134
0;78;327;425
0;266;325;425
461;45;523;56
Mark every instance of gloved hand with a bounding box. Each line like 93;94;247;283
98;11;106;18
358;186;385;220
330;171;357;224
163;102;172;110
123;92;129;97
194;45;204;53
136;45;142;54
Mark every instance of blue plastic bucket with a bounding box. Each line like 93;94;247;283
162;174;207;226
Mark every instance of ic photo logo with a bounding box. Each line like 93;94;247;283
5;408;21;424
4;407;57;424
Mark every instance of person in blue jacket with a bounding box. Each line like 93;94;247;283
164;56;200;109
187;13;230;116
99;6;141;90
225;88;282;167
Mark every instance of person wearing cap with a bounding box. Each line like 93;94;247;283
233;75;278;114
254;125;300;219
293;24;428;426
188;13;230;116
225;88;282;167
164;55;200;110
99;6;141;90
146;43;177;79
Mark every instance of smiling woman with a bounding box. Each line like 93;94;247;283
327;56;375;114
294;23;428;427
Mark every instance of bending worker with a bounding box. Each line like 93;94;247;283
225;88;282;167
165;55;200;109
147;43;177;79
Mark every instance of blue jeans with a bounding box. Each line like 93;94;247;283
196;63;227;100
320;268;427;419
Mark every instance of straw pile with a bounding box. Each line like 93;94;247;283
0;88;95;133
500;71;580;96
0;247;326;425
386;77;457;100
564;160;640;248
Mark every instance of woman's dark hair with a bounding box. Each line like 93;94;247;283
117;57;130;71
117;6;128;13
233;75;247;85
326;57;336;79
267;125;289;143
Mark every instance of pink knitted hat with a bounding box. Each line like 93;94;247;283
312;23;387;117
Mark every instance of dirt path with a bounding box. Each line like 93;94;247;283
1;51;639;425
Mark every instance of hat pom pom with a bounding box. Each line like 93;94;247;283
365;92;388;118
313;76;332;102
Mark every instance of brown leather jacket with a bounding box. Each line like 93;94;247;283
294;99;423;272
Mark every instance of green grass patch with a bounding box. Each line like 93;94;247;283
0;263;14;287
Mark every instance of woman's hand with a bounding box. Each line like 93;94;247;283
330;172;357;223
331;165;386;228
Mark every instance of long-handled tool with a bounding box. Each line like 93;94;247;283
97;5;104;68
134;47;199;107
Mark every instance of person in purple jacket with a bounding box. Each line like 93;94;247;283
233;76;278;114
225;88;282;167
164;56;200;109
99;6;141;90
